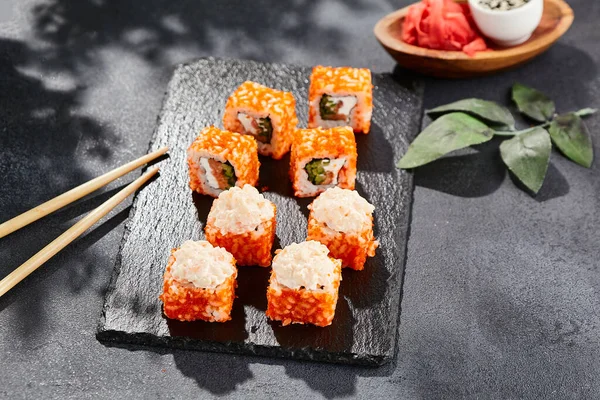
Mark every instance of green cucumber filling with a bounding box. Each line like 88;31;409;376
319;94;357;121
256;117;273;144
319;95;339;120
221;161;237;189
305;158;331;185
238;112;273;144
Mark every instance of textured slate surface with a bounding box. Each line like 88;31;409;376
96;58;424;366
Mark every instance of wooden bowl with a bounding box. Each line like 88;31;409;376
373;0;574;78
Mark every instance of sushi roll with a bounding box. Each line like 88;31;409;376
266;241;342;327
308;66;373;134
187;126;259;197
159;240;237;322
223;81;298;159
307;187;378;271
205;184;276;267
289;126;357;198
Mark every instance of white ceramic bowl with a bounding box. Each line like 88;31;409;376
468;0;544;47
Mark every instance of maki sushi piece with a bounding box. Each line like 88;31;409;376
266;241;342;327
187;126;259;197
223;81;298;159
289;126;357;197
308;66;373;134
205;184;276;267
307;187;378;271
159;240;237;322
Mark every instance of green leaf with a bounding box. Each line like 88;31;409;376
512;83;556;122
548;113;593;168
500;127;551;194
397;112;494;169
427;98;516;131
574;108;597;118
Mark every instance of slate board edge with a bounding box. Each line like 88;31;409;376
96;328;389;367
389;80;424;363
96;61;183;337
96;57;422;368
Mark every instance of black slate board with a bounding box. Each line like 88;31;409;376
97;58;423;366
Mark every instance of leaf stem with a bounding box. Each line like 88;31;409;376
493;130;519;137
495;109;595;137
495;122;550;137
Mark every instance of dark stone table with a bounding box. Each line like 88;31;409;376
1;0;598;398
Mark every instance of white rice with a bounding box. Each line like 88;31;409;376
308;187;374;233
310;91;370;131
233;107;274;156
187;148;238;197
170;240;235;289
271;241;339;292
208;184;275;235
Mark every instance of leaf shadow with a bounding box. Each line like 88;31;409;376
2;0;408;397
507;160;570;202
535;161;571;202
0;207;131;337
191;191;214;227
99;342;255;396
170;349;254;395
414;139;506;198
355;123;395;173
273;337;398;400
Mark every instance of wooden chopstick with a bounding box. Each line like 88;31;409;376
0;166;160;297
0;146;168;239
